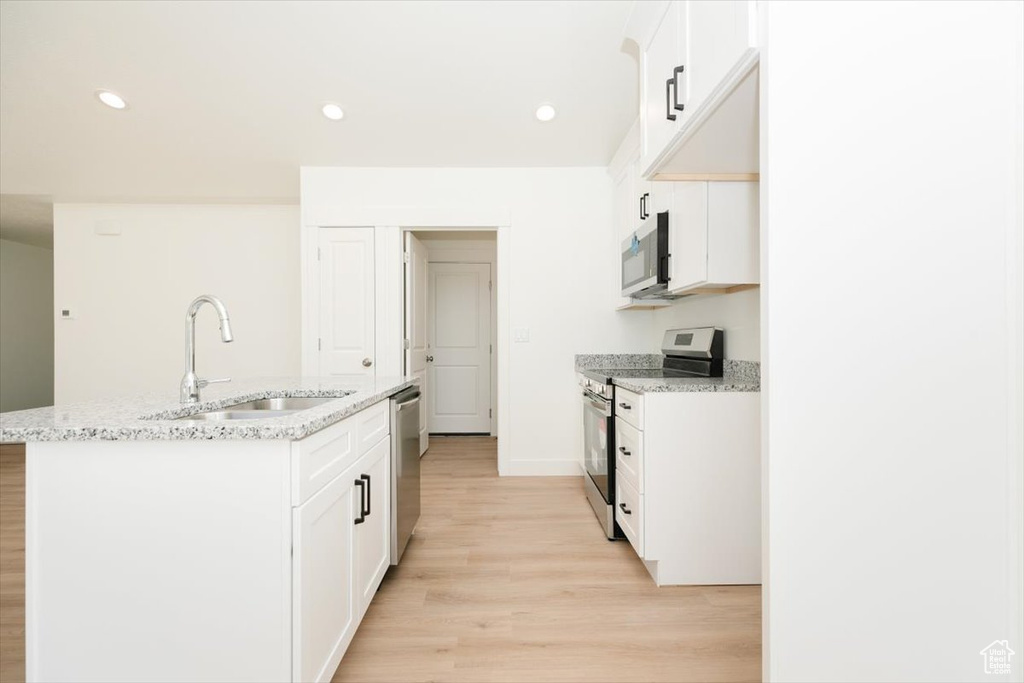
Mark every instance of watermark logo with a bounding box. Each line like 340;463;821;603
980;640;1015;675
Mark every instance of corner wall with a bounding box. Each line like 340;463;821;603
0;239;54;412
53;204;301;404
762;2;1024;679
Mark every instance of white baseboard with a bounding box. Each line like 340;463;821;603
502;459;583;477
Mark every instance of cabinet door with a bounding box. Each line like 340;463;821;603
688;1;756;108
355;437;391;617
318;227;375;377
641;2;688;169
668;182;709;291
292;468;360;683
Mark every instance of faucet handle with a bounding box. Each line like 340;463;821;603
197;377;231;389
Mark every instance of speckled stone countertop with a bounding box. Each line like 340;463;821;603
0;376;417;443
573;354;664;370
575;355;760;393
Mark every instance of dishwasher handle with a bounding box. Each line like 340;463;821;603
394;388;421;409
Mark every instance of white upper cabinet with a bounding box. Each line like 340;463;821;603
640;2;688;171
687;1;757;107
667;181;758;294
627;0;760;178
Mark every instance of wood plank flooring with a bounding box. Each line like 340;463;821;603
332;437;761;683
0;438;761;683
0;444;25;683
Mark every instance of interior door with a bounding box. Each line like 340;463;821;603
403;232;429;455
318;228;375;377
427;263;492;434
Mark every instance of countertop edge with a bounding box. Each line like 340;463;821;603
0;378;417;443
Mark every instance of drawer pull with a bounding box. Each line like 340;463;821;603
354;479;366;525
360;474;371;517
618;502;632;515
618;402;631;410
618;446;631;456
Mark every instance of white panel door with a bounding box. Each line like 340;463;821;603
427;263;491;434
318;228;375;377
403;232;429;455
292;468;358;683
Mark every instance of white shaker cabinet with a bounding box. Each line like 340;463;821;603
687;1;758;108
667;180;758;293
640;2;689;172
613;387;761;586
354;437;391;618
292;406;391;683
292;464;359;683
628;0;760;177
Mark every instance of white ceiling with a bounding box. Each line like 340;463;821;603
0;195;53;248
0;0;638;203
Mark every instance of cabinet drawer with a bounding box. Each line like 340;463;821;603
354;400;389;455
616;475;644;557
615;417;643;494
292;400;391;506
614;386;644;430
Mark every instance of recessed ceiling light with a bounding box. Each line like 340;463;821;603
322;103;344;121
535;103;556;122
95;90;128;110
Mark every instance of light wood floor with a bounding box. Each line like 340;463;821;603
333;437;761;683
0;438;761;683
0;444;25;683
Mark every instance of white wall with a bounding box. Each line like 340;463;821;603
651;288;759;360
53;204;300;404
762;2;1024;681
301;167;652;475
0;239;54;412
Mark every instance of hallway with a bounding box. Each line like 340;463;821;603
332;437;761;683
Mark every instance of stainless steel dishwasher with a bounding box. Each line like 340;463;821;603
390;386;421;564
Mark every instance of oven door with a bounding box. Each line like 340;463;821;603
582;389;613;503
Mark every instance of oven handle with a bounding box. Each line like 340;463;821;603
582;391;612;417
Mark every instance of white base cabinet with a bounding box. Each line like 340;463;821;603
292;435;390;683
25;400;392;683
613;386;760;586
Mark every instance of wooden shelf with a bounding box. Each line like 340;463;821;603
616;300;674;311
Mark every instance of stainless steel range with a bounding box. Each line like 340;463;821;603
579;327;724;539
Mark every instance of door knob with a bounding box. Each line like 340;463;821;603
362;358;373;367
426;355;434;363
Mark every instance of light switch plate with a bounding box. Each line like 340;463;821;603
513;328;530;343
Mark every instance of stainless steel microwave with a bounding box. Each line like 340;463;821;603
621;211;669;298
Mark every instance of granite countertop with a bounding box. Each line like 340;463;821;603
0;376;416;443
575;354;760;393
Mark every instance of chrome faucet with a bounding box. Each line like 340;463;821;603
180;295;234;403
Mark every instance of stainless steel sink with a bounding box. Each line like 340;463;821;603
174;396;338;421
176;410;295;421
221;397;336;411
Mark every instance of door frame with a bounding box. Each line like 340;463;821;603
421;248;497;436
301;211;511;475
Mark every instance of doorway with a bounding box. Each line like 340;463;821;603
403;230;497;454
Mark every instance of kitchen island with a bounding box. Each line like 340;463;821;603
0;376;416;683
